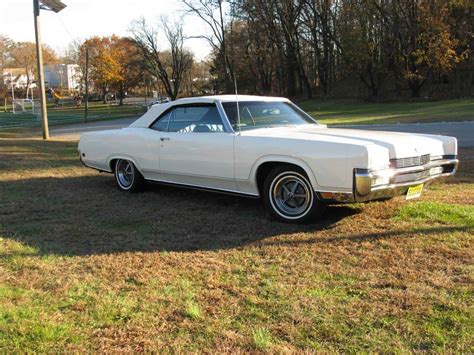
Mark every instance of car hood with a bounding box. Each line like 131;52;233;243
240;125;457;159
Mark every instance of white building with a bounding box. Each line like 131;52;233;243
2;68;33;89
44;64;81;91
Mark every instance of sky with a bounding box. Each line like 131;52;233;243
0;0;212;60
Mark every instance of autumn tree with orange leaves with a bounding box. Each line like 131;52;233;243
80;36;144;105
382;0;467;97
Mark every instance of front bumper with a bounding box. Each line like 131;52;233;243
352;156;458;202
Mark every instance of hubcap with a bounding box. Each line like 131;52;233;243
116;160;134;188
271;174;311;217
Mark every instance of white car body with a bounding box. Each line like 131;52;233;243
78;95;458;203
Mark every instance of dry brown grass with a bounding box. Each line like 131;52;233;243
0;134;473;352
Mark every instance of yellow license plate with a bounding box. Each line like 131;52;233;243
406;184;424;200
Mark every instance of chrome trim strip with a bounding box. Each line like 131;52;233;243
149;168;236;181
142;178;260;198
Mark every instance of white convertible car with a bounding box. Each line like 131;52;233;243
78;95;458;223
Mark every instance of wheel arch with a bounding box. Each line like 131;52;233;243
108;155;143;174
252;156;320;195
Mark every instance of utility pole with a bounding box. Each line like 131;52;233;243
0;48;5;112
32;0;67;139
84;46;89;122
33;0;49;139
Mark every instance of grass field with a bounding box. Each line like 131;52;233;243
0;133;473;351
0;102;145;129
299;98;474;125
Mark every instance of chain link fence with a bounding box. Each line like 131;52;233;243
0;97;152;130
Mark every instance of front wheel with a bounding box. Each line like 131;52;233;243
114;159;144;192
262;166;325;223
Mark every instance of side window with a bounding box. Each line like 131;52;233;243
168;105;224;133
150;110;172;131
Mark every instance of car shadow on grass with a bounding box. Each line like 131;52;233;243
0;174;363;256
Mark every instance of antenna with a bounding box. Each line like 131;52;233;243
234;76;241;135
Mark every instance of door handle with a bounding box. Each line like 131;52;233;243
160;137;170;141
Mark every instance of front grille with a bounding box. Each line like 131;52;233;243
390;154;430;169
393;169;431;183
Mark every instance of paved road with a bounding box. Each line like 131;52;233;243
50;117;138;137
51;117;474;147
334;121;474;147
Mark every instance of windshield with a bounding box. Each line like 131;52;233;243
222;101;317;131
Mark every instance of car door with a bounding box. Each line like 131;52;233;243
153;104;237;191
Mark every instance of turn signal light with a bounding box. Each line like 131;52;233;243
320;192;334;199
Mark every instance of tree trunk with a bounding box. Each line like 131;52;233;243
286;50;297;97
409;80;422;98
118;83;124;106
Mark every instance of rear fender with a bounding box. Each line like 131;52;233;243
107;154;143;174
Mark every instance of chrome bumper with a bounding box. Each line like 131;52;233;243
352;157;458;202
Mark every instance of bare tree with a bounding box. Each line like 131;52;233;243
131;17;193;100
180;0;471;100
161;17;194;99
181;0;235;90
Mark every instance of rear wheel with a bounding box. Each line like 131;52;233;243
114;159;144;192
262;165;325;223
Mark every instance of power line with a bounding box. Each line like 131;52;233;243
56;12;76;42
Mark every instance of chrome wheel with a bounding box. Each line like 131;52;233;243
269;172;313;219
116;159;135;189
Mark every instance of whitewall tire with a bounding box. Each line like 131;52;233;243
263;165;325;223
114;159;144;192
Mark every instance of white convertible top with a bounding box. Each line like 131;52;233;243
129;94;290;128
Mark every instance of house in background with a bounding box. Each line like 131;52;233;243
2;68;34;89
44;64;81;92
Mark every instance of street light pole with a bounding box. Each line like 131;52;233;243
33;0;49;140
